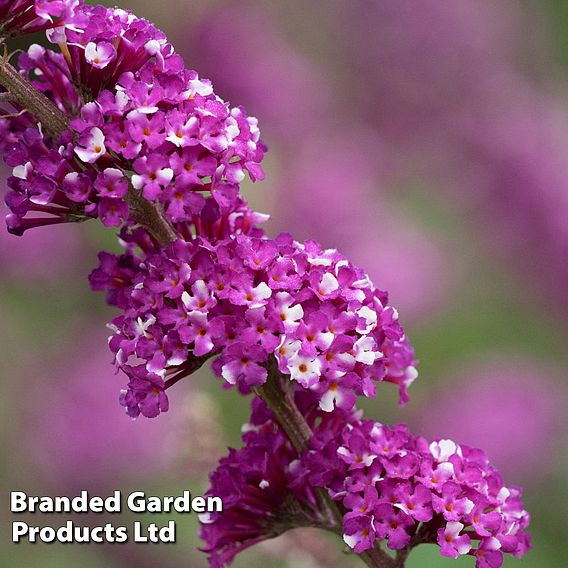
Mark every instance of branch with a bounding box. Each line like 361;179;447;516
254;359;312;452
0;53;68;139
125;187;178;247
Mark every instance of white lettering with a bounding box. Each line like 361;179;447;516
10;492;27;513
12;522;28;542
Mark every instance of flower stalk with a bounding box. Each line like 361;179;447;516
255;358;313;452
256;359;399;568
124;186;178;247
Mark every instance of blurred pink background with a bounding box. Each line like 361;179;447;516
2;1;568;567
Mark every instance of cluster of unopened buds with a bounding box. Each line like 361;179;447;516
0;2;530;567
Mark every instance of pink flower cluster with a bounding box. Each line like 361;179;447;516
3;3;265;234
313;421;531;565
3;2;415;421
91;230;416;418
202;395;531;568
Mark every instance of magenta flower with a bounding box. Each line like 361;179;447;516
438;522;472;558
170;147;217;187
181;311;223;357
317;373;358;413
221;343;268;387
241;307;281;352
338;432;376;469
374;504;415;550
94;168;128;198
165;110;199;148
228;278;272;308
394;482;433;523
0;0;79;37
127;111;167;150
62;172;92;202
432;482;474;522
289;355;322;389
238;237;278;271
272;292;304;331
473;537;504;568
343;514;377;553
84;41;116;69
105;123;142;159
119;370;169;419
183;74;214;100
132;155;174;200
98;197;128;227
469;504;503;538
182;280;217;311
74;126;106;163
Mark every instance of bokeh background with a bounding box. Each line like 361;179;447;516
2;1;568;566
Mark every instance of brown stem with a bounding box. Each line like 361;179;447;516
254;362;343;525
255;359;399;568
0;56;68;139
254;359;312;452
254;362;339;523
359;547;398;568
394;522;437;566
125;186;178;247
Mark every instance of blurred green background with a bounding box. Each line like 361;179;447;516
1;1;568;567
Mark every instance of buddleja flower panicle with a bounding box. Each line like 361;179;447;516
2;3;265;235
202;395;531;568
327;422;531;566
93;231;416;418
